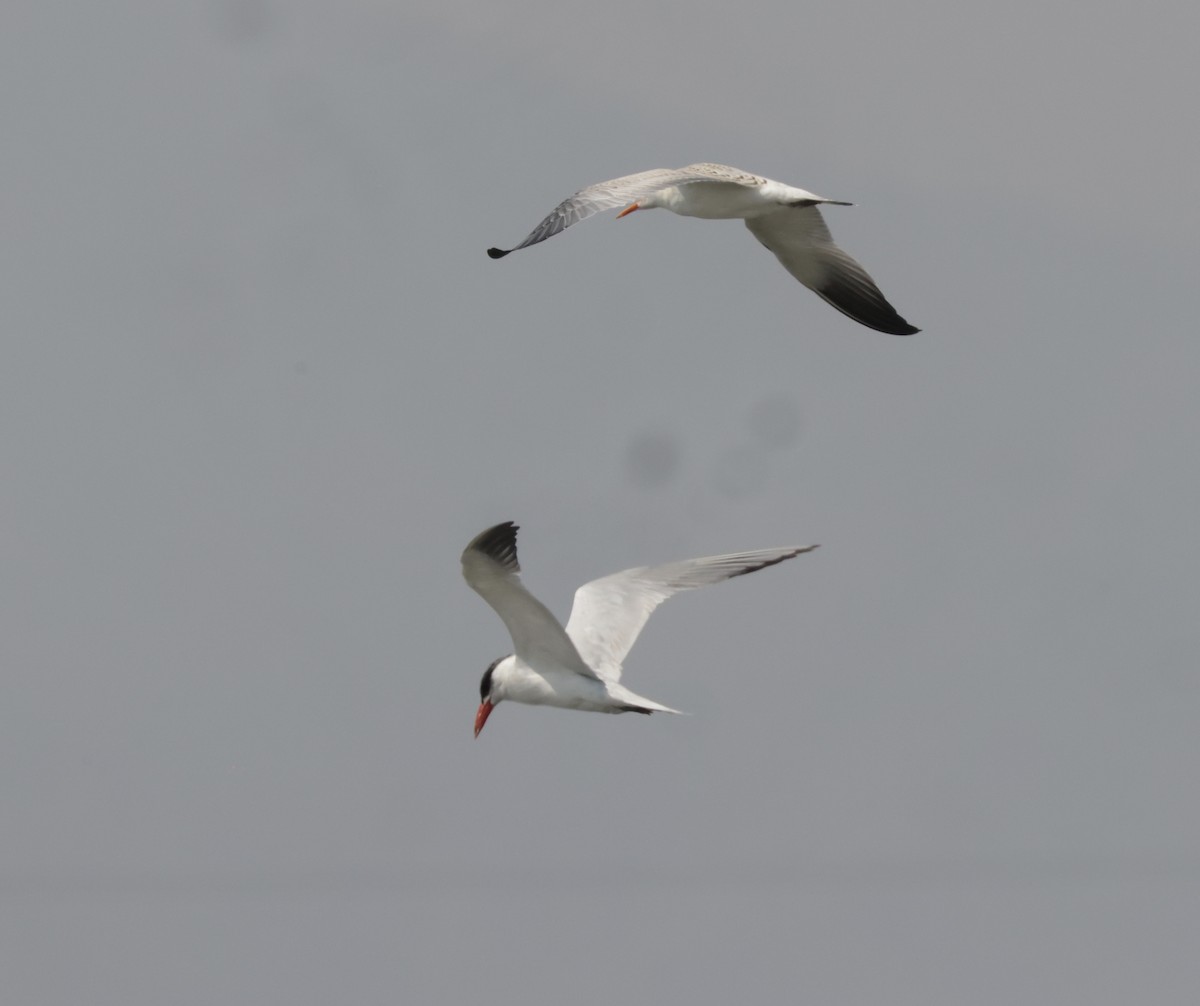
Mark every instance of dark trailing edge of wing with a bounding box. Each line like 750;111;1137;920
470;521;521;572
728;545;820;580
487;247;512;259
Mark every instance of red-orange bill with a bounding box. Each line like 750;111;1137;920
474;700;494;738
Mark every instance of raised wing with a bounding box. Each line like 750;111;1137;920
461;522;597;679
745;208;919;335
564;545;818;682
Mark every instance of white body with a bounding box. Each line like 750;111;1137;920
484;652;671;714
650;178;822;219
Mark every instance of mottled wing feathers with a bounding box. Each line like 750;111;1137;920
487;164;765;258
488;168;683;257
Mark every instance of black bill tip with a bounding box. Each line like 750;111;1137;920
486;247;511;260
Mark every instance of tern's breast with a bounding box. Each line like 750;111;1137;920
668;181;774;220
502;658;614;711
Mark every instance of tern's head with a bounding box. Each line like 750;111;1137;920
616;188;679;220
474;656;505;738
616;188;671;220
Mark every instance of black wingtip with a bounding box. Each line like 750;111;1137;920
486;247;511;260
469;521;521;572
816;274;922;336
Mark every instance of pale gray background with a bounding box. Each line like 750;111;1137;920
3;1;1198;1003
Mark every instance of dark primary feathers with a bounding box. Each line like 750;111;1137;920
466;521;521;573
743;209;919;336
725;546;816;580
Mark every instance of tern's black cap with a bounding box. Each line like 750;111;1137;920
480;657;502;701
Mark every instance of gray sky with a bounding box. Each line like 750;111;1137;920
3;1;1199;1003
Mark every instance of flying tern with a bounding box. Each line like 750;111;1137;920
487;162;919;336
461;521;817;736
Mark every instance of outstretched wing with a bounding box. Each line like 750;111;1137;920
564;545;818;682
745;208;919;335
461;522;597;678
487;163;765;258
487;168;687;258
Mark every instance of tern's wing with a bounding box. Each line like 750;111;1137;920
461;522;598;679
745;207;919;335
486;164;762;258
564;545;818;682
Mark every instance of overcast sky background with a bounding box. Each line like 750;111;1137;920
3;1;1199;1003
